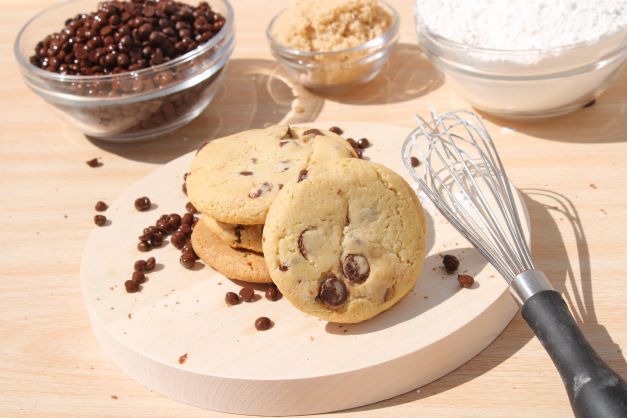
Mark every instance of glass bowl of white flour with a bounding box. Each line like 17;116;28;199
414;0;627;119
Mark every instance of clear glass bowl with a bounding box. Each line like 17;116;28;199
414;10;627;119
14;0;235;142
266;1;399;92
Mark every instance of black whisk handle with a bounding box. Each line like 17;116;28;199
522;290;627;418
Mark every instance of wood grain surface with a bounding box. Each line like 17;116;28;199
1;1;626;417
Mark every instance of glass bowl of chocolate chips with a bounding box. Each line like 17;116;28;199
14;0;234;142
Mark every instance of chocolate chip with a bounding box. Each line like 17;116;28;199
134;196;151;211
458;274;475;288
278;263;289;272
233;225;243;243
225;291;240;306
384;286;395;302
180;252;195;269
86;158;102;167
94;214;107;226
239;286;255;302
239;171;253;176
357;138;370;148
137;241;152;252
346;138;358;150
265;286;281;301
248;182;272;199
443;254;459;274
181;212;194;226
297;169;308;182
254;316;272;331
329;126;343;135
185;202;198;213
584;99;596;108
342;254;370;284
410;156;420;167
280;126;295;139
145;256;156;271
182;182;187;195
150;233;163;247
171;231;187;249
125;280;139;293
178;223;192;236
134;259;147;271
317;277;347;308
95;201;108;211
298;229;310;259
132;271;146;284
303;128;323;136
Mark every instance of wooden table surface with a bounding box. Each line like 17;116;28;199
1;1;626;417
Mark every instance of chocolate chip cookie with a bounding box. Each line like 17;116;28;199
202;216;263;253
263;158;426;323
186;125;357;225
191;217;271;283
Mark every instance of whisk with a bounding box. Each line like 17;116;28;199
402;110;627;418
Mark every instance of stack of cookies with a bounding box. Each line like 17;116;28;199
187;124;427;323
185;124;358;283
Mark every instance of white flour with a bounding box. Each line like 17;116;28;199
414;0;627;116
415;0;627;52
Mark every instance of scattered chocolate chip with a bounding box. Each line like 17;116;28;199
357;138;370;148
182;182;187;195
180;252;195;269
239;171;253;176
329;126;343;135
458;274;475;288
181;212;194;226
178;223;192;235
248;182;272;199
95;201;108;211
168;213;182;229
185;201;198;213
134;259;147;271
137;241;152;252
410;156;420;167
298;229;310;259
125;280;139;293
278;263;289;272
443;254;459;274
265;286;281;301
150;233;163;247
342;254;370;284
134;196;151;211
255;316;272;331
317;277;347;308
303;128;322;136
86;158;102;167
239;286;255;302
171;231;187;249
346;138;358;150
355;148;363;159
278;183;284;190
132;271;146;284
225;291;240;305
178;353;187;364
297;169;308;182
94;214;107;226
233;225;243;243
145;256;156;271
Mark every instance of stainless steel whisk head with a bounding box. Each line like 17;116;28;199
401;109;534;285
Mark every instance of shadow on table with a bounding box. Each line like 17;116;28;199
316;43;443;105
87;58;324;163
479;67;627;144
338;189;626;413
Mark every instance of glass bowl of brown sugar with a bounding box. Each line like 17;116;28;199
14;0;234;142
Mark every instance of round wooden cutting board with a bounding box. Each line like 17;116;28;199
80;122;528;416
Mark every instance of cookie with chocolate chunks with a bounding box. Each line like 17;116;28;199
263;158;426;323
186;125;357;225
191;216;271;283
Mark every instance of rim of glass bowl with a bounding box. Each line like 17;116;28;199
266;0;399;60
14;0;234;85
414;8;627;57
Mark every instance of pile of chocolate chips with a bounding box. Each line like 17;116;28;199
30;0;225;75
